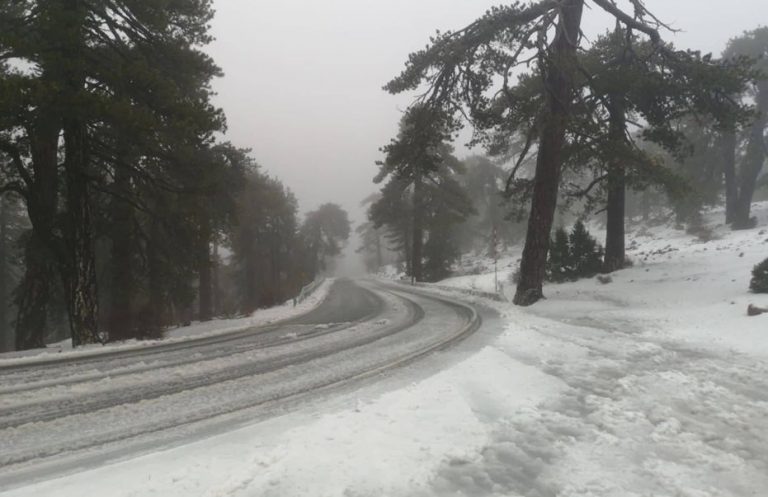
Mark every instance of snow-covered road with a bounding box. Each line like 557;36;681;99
0;279;480;490
5;203;766;497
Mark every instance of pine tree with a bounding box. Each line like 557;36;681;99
0;0;227;347
423;212;460;282
750;258;768;293
0;195;28;351
368;179;413;275
384;0;669;305
300;204;351;280
372;104;471;281
569;221;604;279
456;156;521;252
562;28;751;272
422;156;474;282
356;222;385;273
722;27;768;229
547;228;572;283
223;150;304;314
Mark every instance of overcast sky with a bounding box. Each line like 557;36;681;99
206;0;766;227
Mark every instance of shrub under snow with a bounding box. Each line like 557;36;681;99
750;257;768;293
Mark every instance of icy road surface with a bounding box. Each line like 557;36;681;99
0;279;480;489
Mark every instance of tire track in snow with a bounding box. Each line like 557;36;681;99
0;280;480;481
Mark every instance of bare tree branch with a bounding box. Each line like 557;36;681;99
574;173;608;197
505;126;537;193
590;0;661;43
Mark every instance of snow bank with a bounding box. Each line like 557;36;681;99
428;201;768;496
1;343;567;497
530;202;768;358
0;279;334;367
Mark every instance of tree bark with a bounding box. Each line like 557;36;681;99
604;168;626;272
721;130;738;224
411;173;424;282
53;0;100;347
12;0;79;350
15;108;61;350
146;217;165;338
603;95;627;273
514;0;584;306
108;167;135;341
62;122;100;347
0;199;8;352
15;235;53;350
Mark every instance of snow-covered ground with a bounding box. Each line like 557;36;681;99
4;204;768;496
0;279;333;367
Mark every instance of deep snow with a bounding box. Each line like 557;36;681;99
3;204;768;496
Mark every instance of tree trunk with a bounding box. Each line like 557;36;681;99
15;235;53;350
212;238;220;316
604;167;626;272
15;109;61;350
721;130;738;224
238;223;257;314
732;83;768;230
514;0;584;306
412;174;424;282
108;167;135;341
198;217;213;322
641;191;650;222
0;199;8;352
63;122;100;347
53;0;99;347
146;217;165;338
603;95;627;273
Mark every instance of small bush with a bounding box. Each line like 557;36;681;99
569;221;604;278
547;228;572;283
750;257;768;293
597;274;613;285
547;221;604;282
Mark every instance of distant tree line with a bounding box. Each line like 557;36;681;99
0;1;349;351
361;104;530;283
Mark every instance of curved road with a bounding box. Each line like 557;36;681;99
0;279;480;488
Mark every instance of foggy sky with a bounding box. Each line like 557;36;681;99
206;0;766;226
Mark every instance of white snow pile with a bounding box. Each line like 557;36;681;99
0;279;334;366
425;201;768;496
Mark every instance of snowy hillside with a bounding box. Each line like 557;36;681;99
441;202;768;356
7;208;767;497
421;201;768;495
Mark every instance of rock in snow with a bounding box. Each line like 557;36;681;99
747;303;767;316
